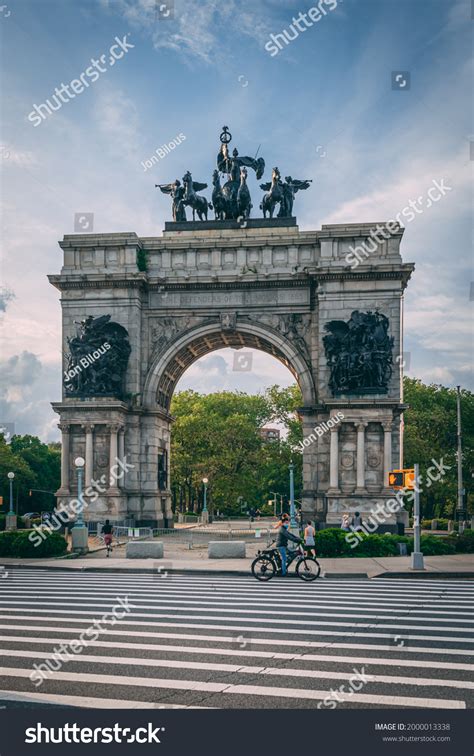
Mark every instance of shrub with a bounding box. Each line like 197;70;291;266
315;528;351;557
0;530;67;558
413;535;456;556
449;529;474;554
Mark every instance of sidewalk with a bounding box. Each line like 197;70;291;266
1;553;473;578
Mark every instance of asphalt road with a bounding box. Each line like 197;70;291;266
0;569;472;710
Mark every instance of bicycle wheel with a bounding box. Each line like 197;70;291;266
251;555;277;581
296;557;321;581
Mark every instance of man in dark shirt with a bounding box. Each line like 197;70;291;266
275;520;302;576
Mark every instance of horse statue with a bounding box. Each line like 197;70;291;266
211;169;227;221
237;167;252;220
260;167;283;219
182;171;211;221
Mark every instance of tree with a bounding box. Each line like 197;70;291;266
170;387;303;515
403;379;473;519
0;434;60;514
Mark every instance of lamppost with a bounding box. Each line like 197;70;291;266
6;472;17;531
74;457;85;527
289;463;298;529
202;477;209;523
7;472;14;514
71;457;88;554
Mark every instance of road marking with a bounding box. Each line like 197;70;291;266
0;624;471;656
1;635;472;670
0;614;471;643
3;648;472;690
0;605;472;634
0;668;464;709
0;689;213;708
0;590;471;615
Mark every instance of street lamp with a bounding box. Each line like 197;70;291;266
74;457;85;528
7;472;14;515
202;477;208;513
289;463;297;529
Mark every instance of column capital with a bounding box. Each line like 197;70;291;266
329;424;340;433
58;423;71;433
107;423;122;434
356;421;367;432
81;423;95;433
382;420;393;432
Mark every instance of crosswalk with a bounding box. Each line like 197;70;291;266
0;569;473;709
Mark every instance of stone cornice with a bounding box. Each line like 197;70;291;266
48;266;414;291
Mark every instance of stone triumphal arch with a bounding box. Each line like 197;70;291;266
50;217;413;528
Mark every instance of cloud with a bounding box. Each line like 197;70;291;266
102;0;272;65
0;286;15;313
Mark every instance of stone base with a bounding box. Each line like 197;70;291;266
5;513;17;531
164;217;297;232
208;541;246;558
71;526;89;554
126;541;164;559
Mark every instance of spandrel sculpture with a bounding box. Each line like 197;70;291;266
323;311;394;395
64;315;131;399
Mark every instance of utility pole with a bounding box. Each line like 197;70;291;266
410;462;424;570
456;386;465;532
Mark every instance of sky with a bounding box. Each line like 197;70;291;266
0;0;472;442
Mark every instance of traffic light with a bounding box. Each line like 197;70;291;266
388;469;415;490
388;471;404;487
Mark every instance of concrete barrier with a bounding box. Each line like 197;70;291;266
208;541;246;559
126;541;164;559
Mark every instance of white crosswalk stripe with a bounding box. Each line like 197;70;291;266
0;570;472;710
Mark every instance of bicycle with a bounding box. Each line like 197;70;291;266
251;541;321;582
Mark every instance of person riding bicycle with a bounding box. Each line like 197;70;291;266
275;518;303;576
102;519;114;554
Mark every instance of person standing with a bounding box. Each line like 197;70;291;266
304;520;316;557
340;513;351;531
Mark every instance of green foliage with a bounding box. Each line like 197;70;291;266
0;434;60;515
0;530;67;558
314;528;464;557
448;529;474;553
136;249;148;271
170;386;303;515
403;379;473;519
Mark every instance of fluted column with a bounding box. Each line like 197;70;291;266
108;424;120;492
58;423;70;493
328;425;340;493
383;420;393;490
82;423;94;489
355;422;367;493
118;428;125;488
